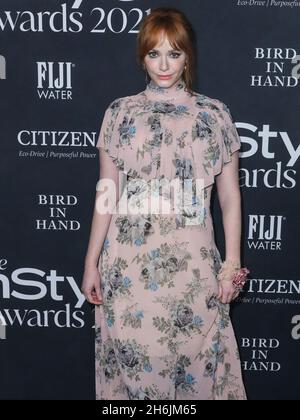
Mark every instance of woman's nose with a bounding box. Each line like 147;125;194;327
159;56;169;71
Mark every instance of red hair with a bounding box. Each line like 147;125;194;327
136;7;197;94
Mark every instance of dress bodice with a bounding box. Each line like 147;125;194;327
96;78;241;228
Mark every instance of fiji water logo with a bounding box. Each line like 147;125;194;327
36;61;74;100
247;214;286;251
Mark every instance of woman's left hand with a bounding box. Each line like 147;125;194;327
217;279;239;304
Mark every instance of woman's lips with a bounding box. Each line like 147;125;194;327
158;75;172;80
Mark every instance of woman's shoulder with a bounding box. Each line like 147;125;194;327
105;92;143;110
104;95;128;111
191;90;232;115
105;90;234;121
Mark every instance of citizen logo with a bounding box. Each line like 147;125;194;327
17;129;97;147
248;279;300;295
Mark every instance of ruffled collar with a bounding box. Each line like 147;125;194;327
144;77;189;102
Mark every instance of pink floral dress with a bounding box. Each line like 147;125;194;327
94;78;247;400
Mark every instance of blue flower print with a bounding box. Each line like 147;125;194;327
123;276;131;288
144;363;152;372
219;319;226;330
149;249;159;259
176;104;188;113
135;311;144;319
103;238;109;250
212;342;221;355
149;282;158;291
185;373;195;385
119;115;136;145
193;315;204;327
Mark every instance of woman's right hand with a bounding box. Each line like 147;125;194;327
81;264;103;305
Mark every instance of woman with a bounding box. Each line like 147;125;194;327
81;7;249;400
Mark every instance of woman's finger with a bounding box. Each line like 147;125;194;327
86;290;95;304
91;289;103;304
221;291;230;304
217;283;223;300
231;290;239;300
94;284;103;302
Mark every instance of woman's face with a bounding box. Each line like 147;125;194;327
144;33;186;89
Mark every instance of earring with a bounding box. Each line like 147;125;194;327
145;69;149;83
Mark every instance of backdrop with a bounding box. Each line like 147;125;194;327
0;0;299;400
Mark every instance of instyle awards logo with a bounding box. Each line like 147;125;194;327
0;1;150;34
241;337;281;372
247;214;285;251
252;47;299;87
238;122;298;190
0;258;87;332
37;62;74;100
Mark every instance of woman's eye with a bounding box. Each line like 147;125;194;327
148;51;181;59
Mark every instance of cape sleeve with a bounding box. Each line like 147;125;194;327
189;99;242;190
96;98;125;172
214;100;241;175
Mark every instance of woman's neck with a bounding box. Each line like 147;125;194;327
144;77;189;102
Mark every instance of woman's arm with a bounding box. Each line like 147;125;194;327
84;149;120;267
215;150;242;303
81;148;120;304
216;150;241;263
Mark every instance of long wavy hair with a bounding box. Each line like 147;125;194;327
136;7;197;95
